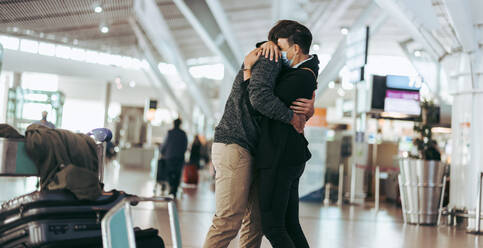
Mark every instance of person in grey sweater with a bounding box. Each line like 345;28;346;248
203;20;315;248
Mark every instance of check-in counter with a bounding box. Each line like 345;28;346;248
118;147;155;170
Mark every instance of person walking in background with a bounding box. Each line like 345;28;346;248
34;111;55;129
189;135;202;169
161;118;187;197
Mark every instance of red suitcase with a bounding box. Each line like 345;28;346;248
182;164;199;184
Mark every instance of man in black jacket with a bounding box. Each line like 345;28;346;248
161;118;188;197
203;20;315;248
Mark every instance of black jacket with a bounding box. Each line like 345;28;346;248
214;56;294;154
161;128;188;159
255;55;319;169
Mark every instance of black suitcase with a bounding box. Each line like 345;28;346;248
0;190;164;248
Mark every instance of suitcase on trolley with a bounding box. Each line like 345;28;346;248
0;189;164;248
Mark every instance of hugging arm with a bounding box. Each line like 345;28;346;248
246;57;293;124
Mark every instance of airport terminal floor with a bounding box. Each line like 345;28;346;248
1;0;483;247
100;163;478;248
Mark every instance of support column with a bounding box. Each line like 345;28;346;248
103;82;112;128
449;50;483;231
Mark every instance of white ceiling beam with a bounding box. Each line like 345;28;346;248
374;0;446;61
173;0;239;75
309;0;356;39
316;4;387;95
441;0;481;88
272;0;305;22
398;40;441;102
205;0;244;62
129;19;190;120
133;0;214;120
441;0;478;52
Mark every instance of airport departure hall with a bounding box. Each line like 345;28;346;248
0;0;482;247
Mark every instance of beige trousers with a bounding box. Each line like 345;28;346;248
203;143;262;248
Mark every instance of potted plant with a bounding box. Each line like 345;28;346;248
412;100;441;161
399;100;446;225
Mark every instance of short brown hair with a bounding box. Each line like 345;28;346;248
267;20;312;54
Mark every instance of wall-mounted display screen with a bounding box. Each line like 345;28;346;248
384;90;421;115
371;75;421;117
386;75;421;91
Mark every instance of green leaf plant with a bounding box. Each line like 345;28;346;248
412;100;441;161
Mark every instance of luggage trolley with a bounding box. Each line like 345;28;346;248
0;128;111;183
102;195;182;248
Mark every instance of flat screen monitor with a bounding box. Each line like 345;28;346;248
371;74;421;116
386;75;421;91
384;89;421;115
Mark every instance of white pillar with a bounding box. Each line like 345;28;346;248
449;50;483;231
103;82;112;128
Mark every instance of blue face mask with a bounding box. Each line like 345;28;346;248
281;51;294;67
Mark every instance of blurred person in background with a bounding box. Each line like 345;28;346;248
189;135;202;169
161;118;187;197
34;111;55;129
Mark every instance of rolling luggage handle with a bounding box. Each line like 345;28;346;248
88;128;112;183
101;195;182;248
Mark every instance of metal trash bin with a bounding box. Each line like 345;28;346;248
399;159;445;225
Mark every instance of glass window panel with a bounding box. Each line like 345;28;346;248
38;42;56;56
84;50;100;64
21;72;59;91
70;48;86;61
55;45;72;59
189;63;224;80
0;36;20;50
20;39;39;53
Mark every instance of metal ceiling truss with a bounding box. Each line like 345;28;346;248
374;0;447;61
172;0;239;76
317;3;388;95
399;39;441;102
133;0;214;120
129;19;190;121
309;0;356;41
441;0;481;88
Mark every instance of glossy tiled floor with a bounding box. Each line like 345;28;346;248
100;162;482;248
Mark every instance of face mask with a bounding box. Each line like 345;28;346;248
281;50;294;67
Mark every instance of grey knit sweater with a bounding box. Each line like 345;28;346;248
214;57;293;153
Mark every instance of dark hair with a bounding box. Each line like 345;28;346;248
268;20;312;54
174;118;182;128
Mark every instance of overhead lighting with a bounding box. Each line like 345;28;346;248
414;50;422;57
340;27;349;35
99;25;109;34
94;4;103;13
328;81;335;89
129;80;136;88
